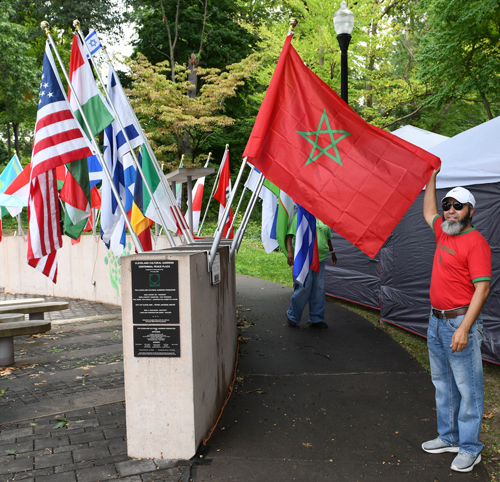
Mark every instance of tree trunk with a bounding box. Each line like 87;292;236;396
188;53;197;99
481;94;493;120
6;122;11;159
365;20;378;115
13;123;20;160
182;53;198;159
160;0;180;82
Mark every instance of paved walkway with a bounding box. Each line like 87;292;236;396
0;276;490;481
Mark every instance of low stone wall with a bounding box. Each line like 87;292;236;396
0;235;170;305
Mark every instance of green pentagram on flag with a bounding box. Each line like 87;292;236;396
297;110;350;166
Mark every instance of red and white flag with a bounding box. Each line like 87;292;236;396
27;41;93;282
214;148;233;238
185;157;210;233
3;163;31;217
28;251;58;284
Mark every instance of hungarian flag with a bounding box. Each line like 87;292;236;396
243;35;441;258
61;33;114;240
214;148;233;238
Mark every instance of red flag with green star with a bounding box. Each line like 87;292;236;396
243;35;441;258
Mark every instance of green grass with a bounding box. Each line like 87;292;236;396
235;220;500;478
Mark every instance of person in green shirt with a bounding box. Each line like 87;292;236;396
285;215;337;329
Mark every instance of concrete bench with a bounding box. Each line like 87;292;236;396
0;298;45;307
0;320;51;366
0;301;69;320
0;314;24;323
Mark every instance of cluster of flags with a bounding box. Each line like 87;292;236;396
1;25;442;287
16;29;207;283
0;24;236;283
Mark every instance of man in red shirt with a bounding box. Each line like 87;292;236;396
422;169;491;473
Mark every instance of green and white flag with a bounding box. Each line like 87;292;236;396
141;145;177;232
61;33;114;239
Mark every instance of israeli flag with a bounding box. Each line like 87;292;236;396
87;155;102;189
85;30;103;58
293;205;317;286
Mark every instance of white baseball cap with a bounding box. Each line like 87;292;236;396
441;187;476;208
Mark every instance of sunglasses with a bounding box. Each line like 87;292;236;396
442;201;465;211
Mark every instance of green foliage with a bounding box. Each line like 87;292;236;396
129;0;257;70
0;142;8;167
417;0;500;119
0;2;39;141
127;52;260;167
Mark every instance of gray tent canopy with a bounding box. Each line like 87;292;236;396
325;117;500;364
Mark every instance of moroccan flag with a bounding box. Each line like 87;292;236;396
243;35;441;258
131;151;153;252
214;148;233;238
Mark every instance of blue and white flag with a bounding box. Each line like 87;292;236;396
0;154;23;217
87;155;102;189
85;30;103;58
0;154;22;194
100;64;142;246
293;205;319;286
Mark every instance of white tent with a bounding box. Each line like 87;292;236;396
430;116;500;188
392;125;449;151
325;119;500;363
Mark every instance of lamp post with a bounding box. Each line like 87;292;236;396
333;1;354;105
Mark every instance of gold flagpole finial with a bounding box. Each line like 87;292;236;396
73;19;81;31
40;21;50;35
225;144;229;150
208;152;212;159
289;18;298;31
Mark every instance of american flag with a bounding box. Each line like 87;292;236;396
27;40;93;282
31;41;93;179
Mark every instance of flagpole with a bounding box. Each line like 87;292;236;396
208;157;247;270
40;22;144;254
226;186;244;236
227;162;253;236
230;173;264;257
74;21;176;249
101;51;194;245
214;146;233;235
198;147;225;236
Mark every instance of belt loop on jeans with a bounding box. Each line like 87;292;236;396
432;306;469;319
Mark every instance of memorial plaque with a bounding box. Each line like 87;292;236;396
133;326;180;357
132;260;179;324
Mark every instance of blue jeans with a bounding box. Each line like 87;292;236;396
287;261;326;324
427;311;484;457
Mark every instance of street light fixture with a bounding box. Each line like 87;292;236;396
333;1;354;104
